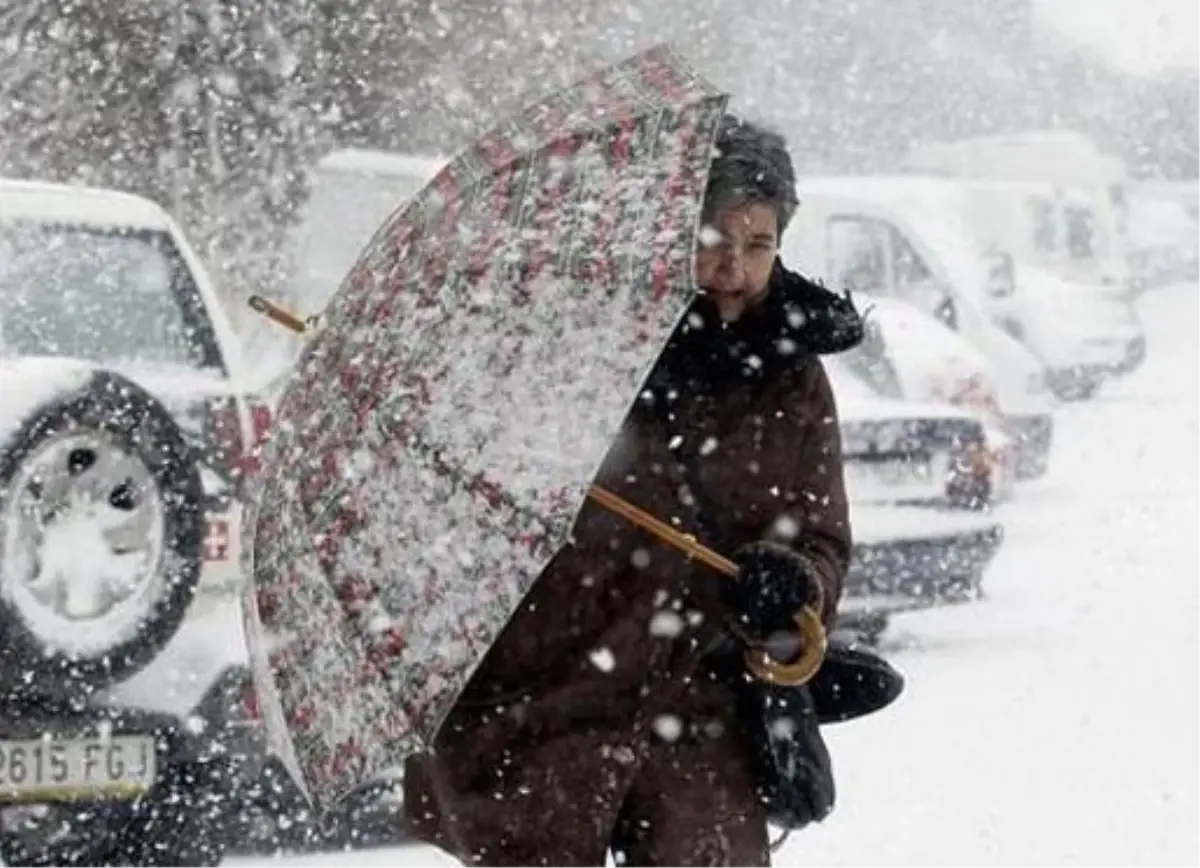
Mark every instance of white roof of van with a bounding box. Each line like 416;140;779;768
0;177;174;232
315;148;449;180
798;174;968;207
813;173;1096;206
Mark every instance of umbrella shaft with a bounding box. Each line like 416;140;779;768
586;485;739;579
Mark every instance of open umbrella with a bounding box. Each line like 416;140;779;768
242;45;820;811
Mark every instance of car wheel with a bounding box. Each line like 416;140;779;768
0;370;205;698
1047;370;1099;402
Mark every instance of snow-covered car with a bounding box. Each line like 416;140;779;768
846;297;1014;496
0;179;268;865
990;262;1147;396
850;294;1056;484
827;355;1005;642
1125;193;1199;289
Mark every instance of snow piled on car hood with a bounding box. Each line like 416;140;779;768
108;361;236;406
0;356;95;443
0;356;235;422
836;390;978;426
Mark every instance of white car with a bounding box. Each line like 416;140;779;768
0;178;269;865
824;355;1006;642
848;294;1056;484
990;262;1147;397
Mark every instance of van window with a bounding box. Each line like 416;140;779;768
885;223;957;328
825;214;955;322
888;225;936;288
832;315;904;400
1064;204;1097;260
826;216;889;294
1028;197;1059;253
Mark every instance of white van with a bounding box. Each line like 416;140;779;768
783;178;1062;474
788;175;1145;399
288;147;447;315
900;131;1134;292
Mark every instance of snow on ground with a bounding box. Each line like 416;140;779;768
230;283;1199;867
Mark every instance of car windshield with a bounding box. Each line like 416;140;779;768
0;222;222;371
824;318;905;403
825;340;902;405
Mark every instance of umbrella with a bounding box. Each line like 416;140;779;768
243;45;765;810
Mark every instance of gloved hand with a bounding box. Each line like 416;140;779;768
724;541;824;641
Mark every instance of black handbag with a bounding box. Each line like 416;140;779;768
724;635;905;834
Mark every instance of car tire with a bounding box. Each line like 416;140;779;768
1047;369;1099;402
0;370;205;698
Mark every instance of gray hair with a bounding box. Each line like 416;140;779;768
701;114;799;238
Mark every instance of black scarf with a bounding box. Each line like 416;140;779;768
645;259;865;403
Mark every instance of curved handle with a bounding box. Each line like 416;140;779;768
742;606;827;687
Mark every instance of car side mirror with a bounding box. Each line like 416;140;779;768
934;295;959;331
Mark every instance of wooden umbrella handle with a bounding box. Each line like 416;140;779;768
586;485;826;686
248;295;309;334
585;485;738;576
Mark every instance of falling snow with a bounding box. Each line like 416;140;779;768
0;2;1194;864
588;647;617;673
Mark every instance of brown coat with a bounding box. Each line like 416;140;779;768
404;265;860;866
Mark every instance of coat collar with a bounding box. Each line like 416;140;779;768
646;259;864;397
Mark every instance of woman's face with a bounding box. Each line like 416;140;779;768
694;201;779;322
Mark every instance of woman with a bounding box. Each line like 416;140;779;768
404;114;863;867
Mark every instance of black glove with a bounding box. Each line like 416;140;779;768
724;541;824;640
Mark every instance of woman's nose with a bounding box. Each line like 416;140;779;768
715;250;747;290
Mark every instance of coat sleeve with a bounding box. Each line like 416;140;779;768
769;358;853;628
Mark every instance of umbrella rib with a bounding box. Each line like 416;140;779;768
403;429;560;548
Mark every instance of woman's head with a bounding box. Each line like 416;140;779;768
695;115;798;322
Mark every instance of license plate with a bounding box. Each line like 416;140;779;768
0;735;157;803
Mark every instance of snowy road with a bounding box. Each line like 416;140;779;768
231;283;1199;867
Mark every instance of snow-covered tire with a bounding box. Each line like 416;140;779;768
1047;369;1100;402
0;370;204;697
